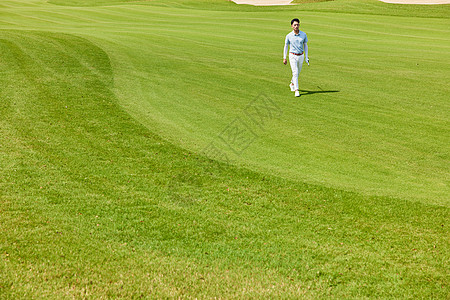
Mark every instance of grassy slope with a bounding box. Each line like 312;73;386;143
0;0;449;298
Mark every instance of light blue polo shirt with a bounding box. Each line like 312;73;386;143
285;30;308;54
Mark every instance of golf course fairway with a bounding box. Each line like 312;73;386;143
1;0;448;298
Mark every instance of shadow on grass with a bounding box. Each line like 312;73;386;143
300;89;340;96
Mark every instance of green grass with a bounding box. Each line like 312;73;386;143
0;0;449;298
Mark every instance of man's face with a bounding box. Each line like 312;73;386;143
292;21;299;31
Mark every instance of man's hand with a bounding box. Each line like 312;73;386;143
305;57;310;66
283;59;287;65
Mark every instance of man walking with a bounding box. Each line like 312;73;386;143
283;18;309;97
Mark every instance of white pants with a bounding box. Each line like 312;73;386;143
289;53;304;91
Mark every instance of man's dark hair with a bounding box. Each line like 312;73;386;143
291;18;300;25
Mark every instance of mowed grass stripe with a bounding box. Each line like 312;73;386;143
22;9;114;24
0;0;42;8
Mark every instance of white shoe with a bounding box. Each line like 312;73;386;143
290;83;295;92
295;90;300;97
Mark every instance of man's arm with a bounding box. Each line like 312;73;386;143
304;42;309;65
283;35;289;65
